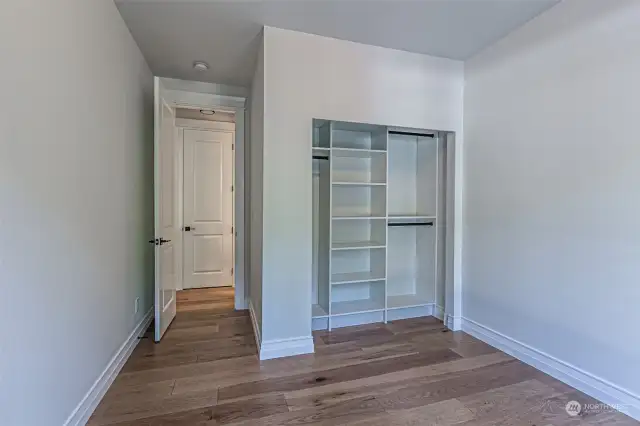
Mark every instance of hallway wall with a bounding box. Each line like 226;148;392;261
0;1;154;424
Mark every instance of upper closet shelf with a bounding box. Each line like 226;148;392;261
388;215;436;220
333;214;387;220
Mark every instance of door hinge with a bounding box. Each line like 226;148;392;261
231;226;234;234
232;144;235;150
231;185;234;192
231;268;234;275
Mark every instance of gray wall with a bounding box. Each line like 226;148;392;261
464;0;640;401
248;35;265;336
0;1;154;424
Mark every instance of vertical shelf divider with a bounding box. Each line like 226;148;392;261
327;121;333;331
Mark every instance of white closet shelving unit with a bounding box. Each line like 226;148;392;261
312;120;445;330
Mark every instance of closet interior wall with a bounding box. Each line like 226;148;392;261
312;120;450;330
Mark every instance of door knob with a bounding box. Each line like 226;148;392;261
184;226;195;232
159;238;171;244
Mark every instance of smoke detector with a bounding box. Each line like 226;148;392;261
193;61;209;71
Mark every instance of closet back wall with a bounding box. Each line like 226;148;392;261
261;27;464;342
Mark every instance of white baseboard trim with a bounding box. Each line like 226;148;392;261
260;336;315;360
248;299;261;352
64;308;153;426
444;313;462;331
248;300;313;360
434;305;445;321
462;317;640;421
235;297;248;311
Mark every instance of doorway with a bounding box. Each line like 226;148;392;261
153;77;246;342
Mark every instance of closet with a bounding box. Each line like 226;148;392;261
312;119;448;330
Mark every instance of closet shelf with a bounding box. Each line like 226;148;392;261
331;147;387;158
333;181;386;186
331;299;385;316
331;271;385;285
388;214;436;220
332;214;386;220
332;241;386;251
312;304;328;318
387;294;433;310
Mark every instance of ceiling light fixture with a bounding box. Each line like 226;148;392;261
200;109;215;115
193;61;209;71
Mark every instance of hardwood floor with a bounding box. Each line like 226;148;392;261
89;288;637;425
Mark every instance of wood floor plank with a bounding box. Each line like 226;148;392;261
374;360;540;411
88;390;218;425
456;379;563;426
347;398;474;426
228;395;385;426
218;349;461;402
90;288;638;426
284;352;513;410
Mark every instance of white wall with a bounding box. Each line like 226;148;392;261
249;35;265;337
261;27;463;342
464;0;640;408
0;1;153;424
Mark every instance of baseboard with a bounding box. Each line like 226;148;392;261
64;308;153;426
235;298;248;310
462;317;640;421
444;313;462;330
434;305;445;321
248;299;261;352
260;336;315;360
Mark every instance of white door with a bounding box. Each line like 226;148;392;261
183;128;234;289
154;77;177;342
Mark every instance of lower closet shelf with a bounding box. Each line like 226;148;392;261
331;271;385;285
332;299;385;316
387;294;433;309
312;304;328;318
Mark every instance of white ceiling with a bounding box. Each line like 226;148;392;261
116;0;559;88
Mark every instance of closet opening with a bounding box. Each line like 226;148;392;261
312;119;455;332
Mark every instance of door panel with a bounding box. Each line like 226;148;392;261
184;128;233;289
154;77;177;342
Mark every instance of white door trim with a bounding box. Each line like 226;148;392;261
163;80;247;310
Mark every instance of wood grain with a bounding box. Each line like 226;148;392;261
89;287;638;426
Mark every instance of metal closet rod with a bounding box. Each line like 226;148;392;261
313;155;329;160
388;130;435;138
388;221;434;227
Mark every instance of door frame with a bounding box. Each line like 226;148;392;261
175;118;236;291
158;79;247;310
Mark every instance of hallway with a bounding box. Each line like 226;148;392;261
88;289;637;425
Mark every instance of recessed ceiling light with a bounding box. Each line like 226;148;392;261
193;61;209;71
200;109;215;115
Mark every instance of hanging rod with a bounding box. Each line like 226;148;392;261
313;155;329;160
388;221;434;227
388;130;435;138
